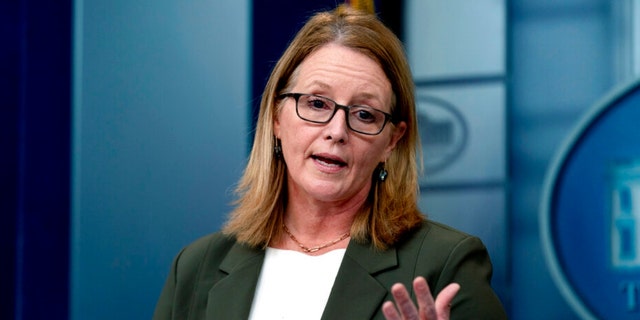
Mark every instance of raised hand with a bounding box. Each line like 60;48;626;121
382;277;460;320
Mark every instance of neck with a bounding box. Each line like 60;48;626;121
276;201;360;254
283;224;350;253
284;173;371;221
285;190;368;230
284;204;358;238
278;180;370;253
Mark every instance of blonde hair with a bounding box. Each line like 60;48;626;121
223;6;423;249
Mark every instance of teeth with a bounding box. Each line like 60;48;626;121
313;155;345;167
318;158;340;167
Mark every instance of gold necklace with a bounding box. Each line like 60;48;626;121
283;224;350;253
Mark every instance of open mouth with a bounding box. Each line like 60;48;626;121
312;155;347;167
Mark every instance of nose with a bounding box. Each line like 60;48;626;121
323;107;350;143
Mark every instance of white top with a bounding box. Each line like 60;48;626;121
248;247;346;320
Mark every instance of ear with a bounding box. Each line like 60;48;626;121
381;121;406;162
273;113;281;137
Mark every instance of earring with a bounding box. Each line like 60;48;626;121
378;164;388;182
274;138;282;159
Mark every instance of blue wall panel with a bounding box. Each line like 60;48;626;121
71;1;249;319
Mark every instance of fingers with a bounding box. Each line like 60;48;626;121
383;283;419;320
413;277;437;319
382;300;402;320
382;278;460;320
434;283;460;319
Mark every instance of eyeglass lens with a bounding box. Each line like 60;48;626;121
295;94;388;135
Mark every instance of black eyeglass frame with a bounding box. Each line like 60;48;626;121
278;93;395;136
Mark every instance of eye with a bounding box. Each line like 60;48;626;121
305;96;331;110
352;107;379;123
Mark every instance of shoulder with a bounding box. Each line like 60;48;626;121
154;232;241;319
426;219;485;249
395;219;490;280
402;219;485;254
398;220;507;318
172;232;237;277
180;232;237;257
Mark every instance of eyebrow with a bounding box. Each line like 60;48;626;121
306;80;332;90
305;80;383;102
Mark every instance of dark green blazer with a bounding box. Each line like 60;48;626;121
153;220;507;319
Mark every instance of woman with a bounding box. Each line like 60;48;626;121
154;6;507;320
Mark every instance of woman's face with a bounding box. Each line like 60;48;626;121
274;43;406;205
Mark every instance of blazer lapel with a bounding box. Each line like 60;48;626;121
321;240;398;319
205;242;265;320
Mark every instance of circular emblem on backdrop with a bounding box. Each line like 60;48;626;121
416;95;468;175
541;79;640;320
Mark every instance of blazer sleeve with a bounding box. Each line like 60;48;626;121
153;247;184;320
434;235;507;320
152;233;243;320
152;233;221;320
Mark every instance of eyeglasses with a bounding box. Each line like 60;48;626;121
279;93;394;135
